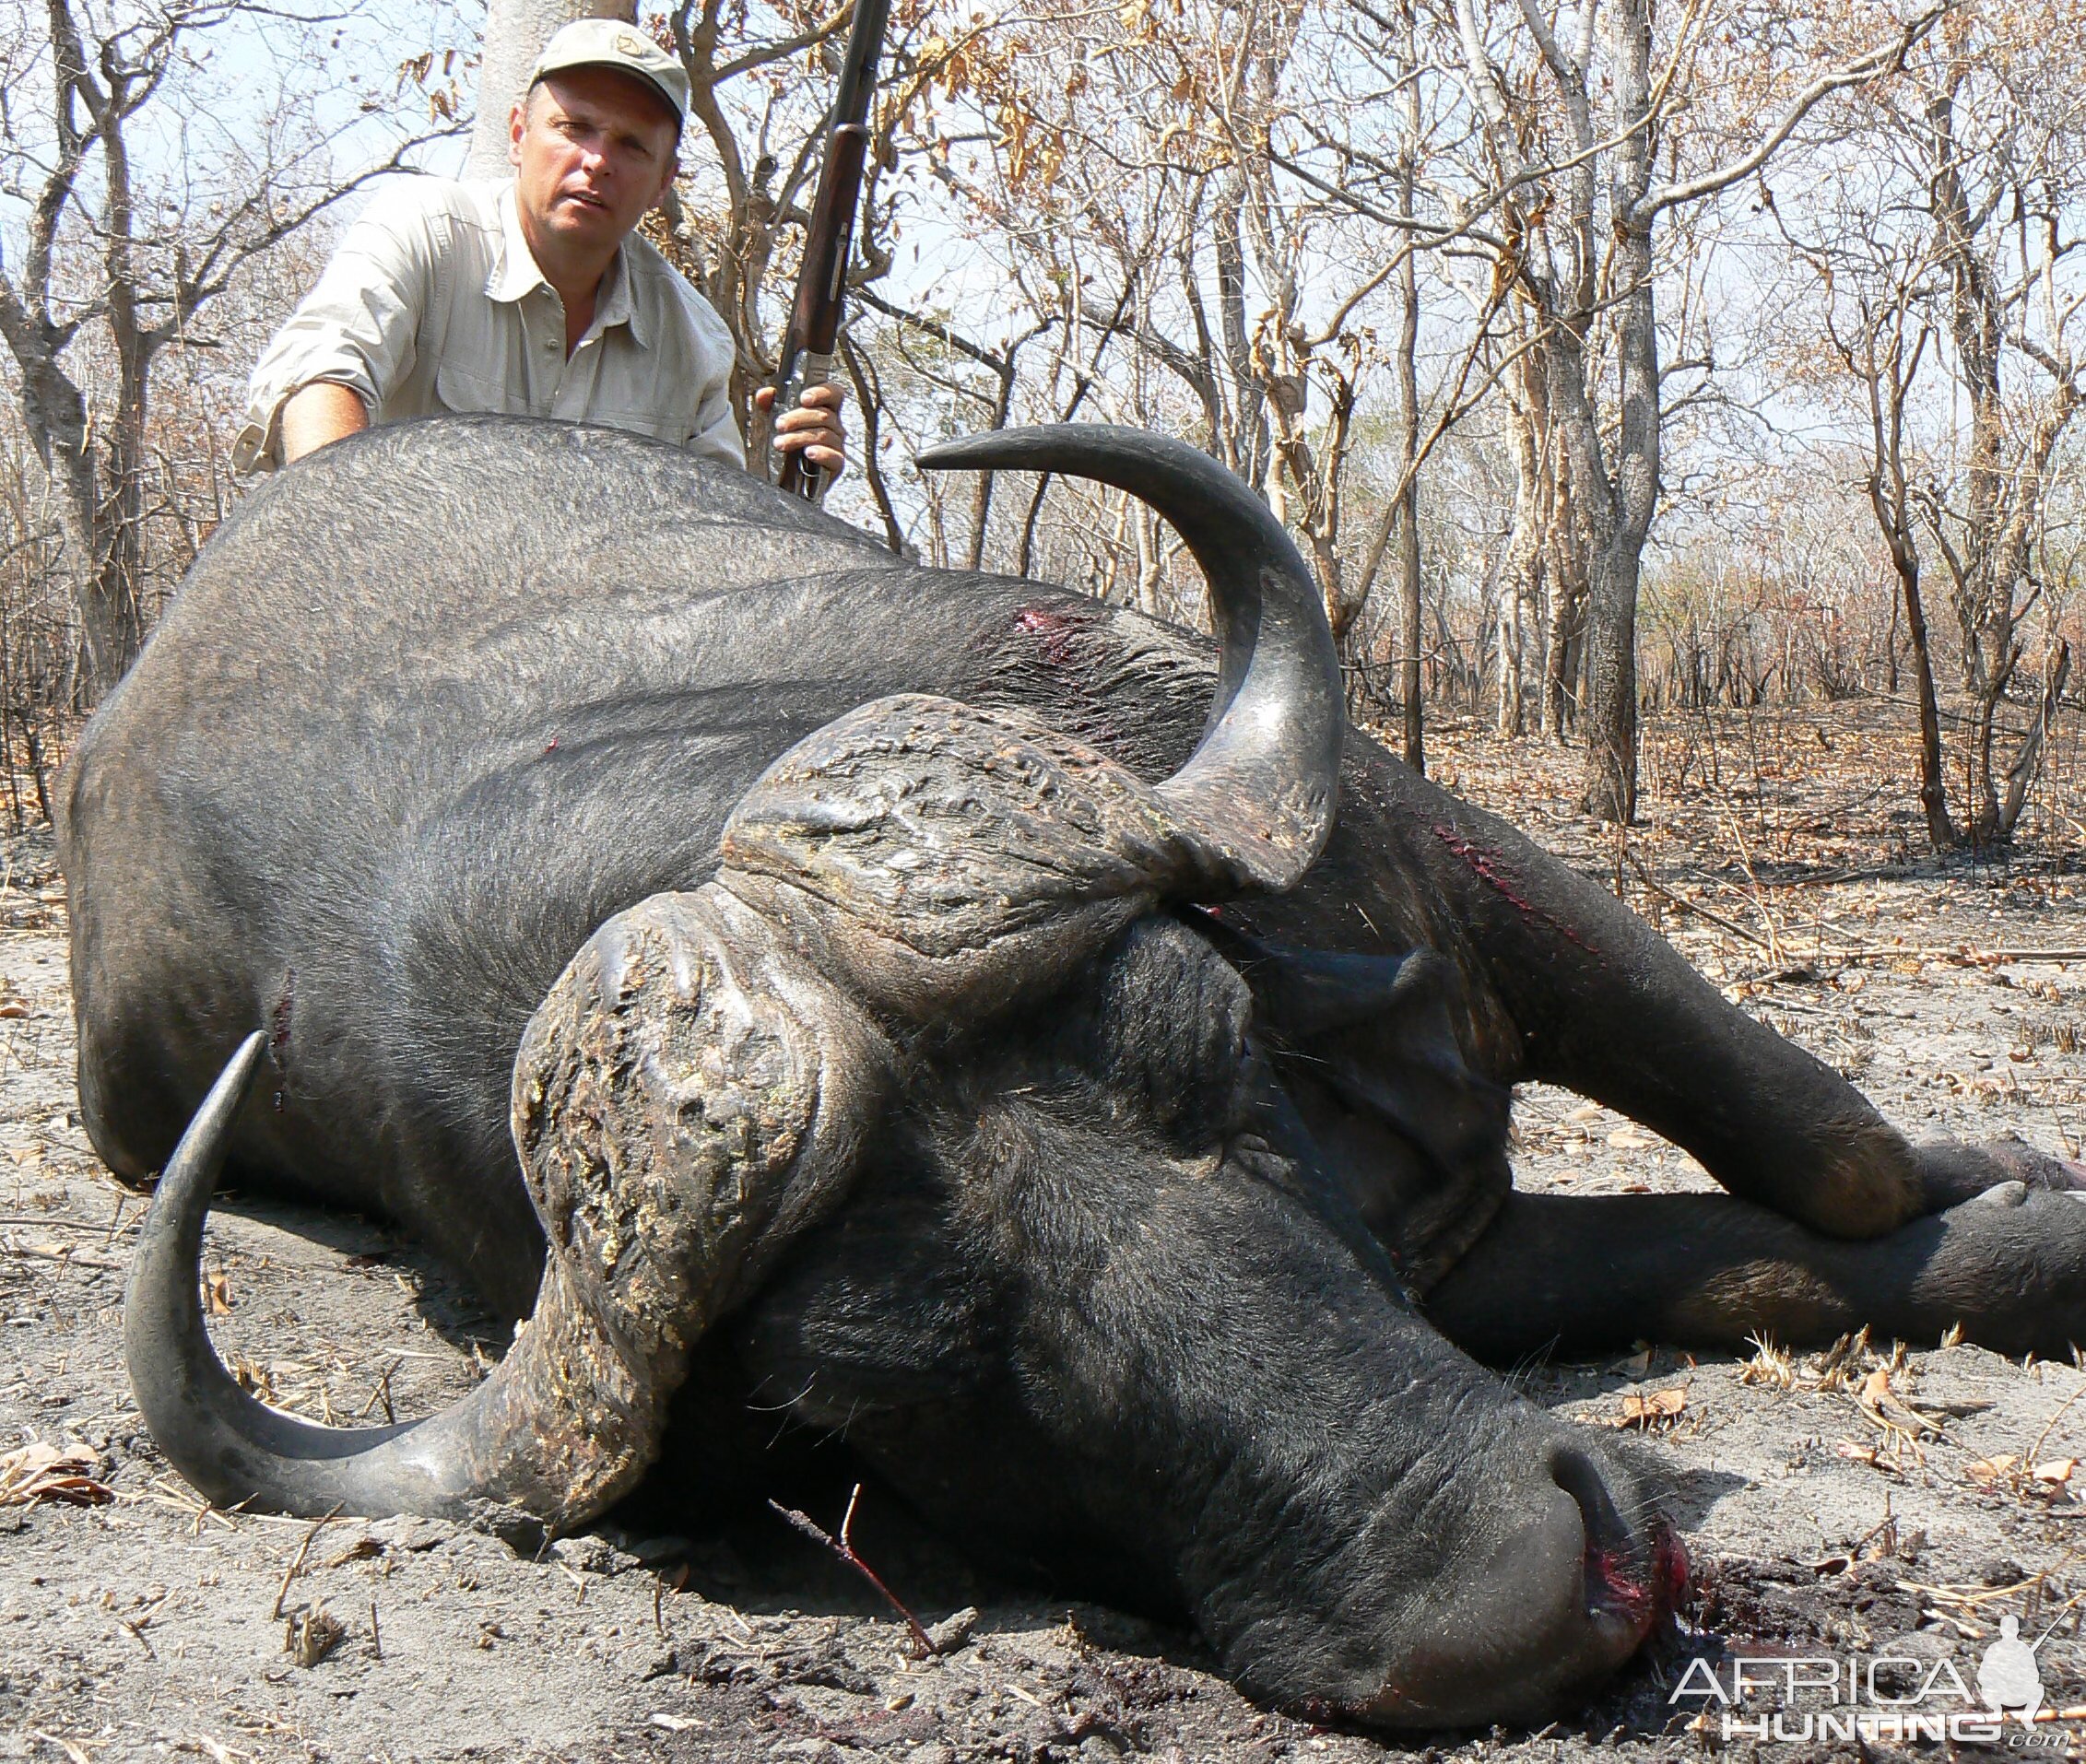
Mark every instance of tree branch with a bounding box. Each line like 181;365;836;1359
1636;5;1949;222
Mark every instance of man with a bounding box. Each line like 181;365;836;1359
236;19;844;477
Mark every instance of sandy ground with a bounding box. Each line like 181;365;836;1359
6;705;2086;1763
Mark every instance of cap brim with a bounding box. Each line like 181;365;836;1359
529;55;687;125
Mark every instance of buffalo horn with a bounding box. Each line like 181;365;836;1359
124;1032;642;1527
128;884;887;1533
917;425;1343;892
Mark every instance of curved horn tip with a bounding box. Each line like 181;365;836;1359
163;1030;268;1194
914;423;1174;476
911;424;1343;890
124;1027;644;1529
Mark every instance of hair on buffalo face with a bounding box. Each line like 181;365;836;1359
726;913;1679;1726
730;914;1403;1596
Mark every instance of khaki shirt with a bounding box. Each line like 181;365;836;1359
236;177;743;472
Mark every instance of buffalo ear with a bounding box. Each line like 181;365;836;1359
1198;918;1512;1292
1078;919;1254;1149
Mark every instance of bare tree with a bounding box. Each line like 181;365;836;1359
1825;264;1956;849
0;0;453;696
865;0;1444;643
1779;6;2085;847
1438;0;1940;819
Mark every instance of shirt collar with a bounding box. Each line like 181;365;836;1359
489;182;547;303
489;180;648;347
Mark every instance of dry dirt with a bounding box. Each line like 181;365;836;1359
6;703;2086;1764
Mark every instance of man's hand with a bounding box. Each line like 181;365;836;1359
754;382;847;479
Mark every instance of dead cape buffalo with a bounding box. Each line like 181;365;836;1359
63;417;2086;1730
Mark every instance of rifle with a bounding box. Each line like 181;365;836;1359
770;0;894;501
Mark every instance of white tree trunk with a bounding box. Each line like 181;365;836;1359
1573;0;1658;823
467;0;637;180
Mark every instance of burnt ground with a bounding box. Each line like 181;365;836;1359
6;700;2086;1763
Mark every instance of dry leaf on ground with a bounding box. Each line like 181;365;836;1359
0;1441;112;1506
1835;1441;1904;1476
1608;1387;1687;1429
1856;1365;1946;1442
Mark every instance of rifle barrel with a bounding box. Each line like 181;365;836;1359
772;0;894;500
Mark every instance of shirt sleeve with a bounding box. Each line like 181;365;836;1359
233;185;442;473
684;377;747;469
654;270;746;469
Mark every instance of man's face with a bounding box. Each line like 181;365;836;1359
509;67;679;264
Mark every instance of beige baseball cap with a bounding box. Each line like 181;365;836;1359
529;18;690;126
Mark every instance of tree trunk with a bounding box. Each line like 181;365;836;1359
967;360;1018;571
80;399;148;698
1575;0;1658;823
89;96;154;699
1998;641;2072;839
1885;514;1954;853
1967;687;2003;847
1496;570;1526;736
1497;370;1543;738
1211;172;1266;485
469;0;636;179
1395;38;1422;774
1580;536;1641;820
1540;570;1581;740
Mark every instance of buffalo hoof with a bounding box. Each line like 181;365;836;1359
1913;1134;2086;1215
1883;1184;2086;1358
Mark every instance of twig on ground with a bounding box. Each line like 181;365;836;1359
271;1504;344;1620
1625;852;1771;950
1717;801;1785;964
354;1358;401;1425
138;1476;253;1534
0;1239;120;1270
770;1484;937;1657
2025;1378;2086;1477
1808;947;2086;968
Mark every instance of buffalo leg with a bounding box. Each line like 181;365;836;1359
1286;748;2080;1240
1423;1187;2086;1363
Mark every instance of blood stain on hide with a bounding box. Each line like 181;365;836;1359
1430;823;1600;958
270;968;295;1111
1574;1529;1690;1688
1013;605;1085;665
270;970;295;1062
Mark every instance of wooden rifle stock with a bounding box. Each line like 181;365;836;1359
772;0;893;500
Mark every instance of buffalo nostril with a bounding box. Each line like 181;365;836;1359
1334;1441;1675;1728
1550;1444;1628;1556
1345;1474;1627;1727
1550;1443;1672;1633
